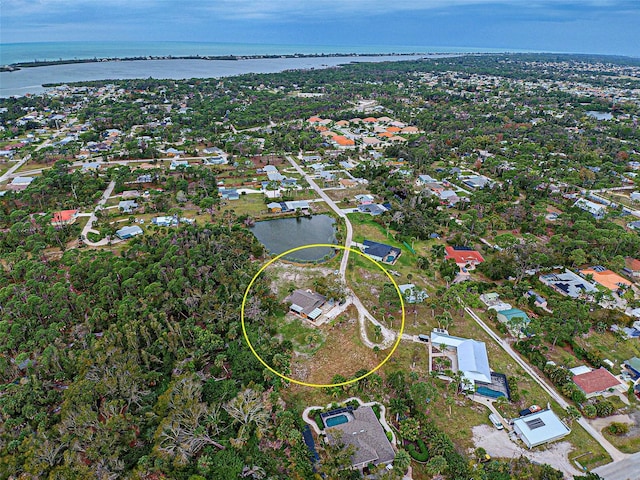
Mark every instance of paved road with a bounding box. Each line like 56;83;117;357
0;155;32;184
6;156;205;179
464;306;627;463
286;155;353;277
81;180;116;246
593;453;640;480
1;135;59;184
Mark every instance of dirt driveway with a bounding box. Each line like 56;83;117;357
472;424;582;478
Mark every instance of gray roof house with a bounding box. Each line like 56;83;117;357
573;198;606;219
325;406;395;469
539;269;597;298
512;409;570;449
118;200;139;213
115;225;143;240
285;289;327;321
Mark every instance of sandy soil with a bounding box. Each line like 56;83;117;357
471;424;582;479
267;261;335;296
589;414;634;431
291;306;380;384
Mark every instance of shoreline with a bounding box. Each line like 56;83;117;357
0;51;441;72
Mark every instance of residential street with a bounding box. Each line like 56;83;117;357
81;180;117;246
463;305;627;464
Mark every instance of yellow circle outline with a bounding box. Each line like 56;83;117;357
241;243;405;388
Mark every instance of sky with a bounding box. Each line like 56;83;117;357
1;0;639;57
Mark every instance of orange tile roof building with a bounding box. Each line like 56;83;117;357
625;257;640;277
51;209;79;226
579;267;632;291
573;368;623;398
445;246;485;269
333;136;355;147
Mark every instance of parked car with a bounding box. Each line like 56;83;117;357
489;413;504;430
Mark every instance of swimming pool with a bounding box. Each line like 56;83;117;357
325;414;349;427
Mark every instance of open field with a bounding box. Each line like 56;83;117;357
289;305;381;385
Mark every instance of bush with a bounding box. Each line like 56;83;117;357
582;404;597;419
313;411;324;431
606;422;630;436
407;439;429;462
594;400;614;418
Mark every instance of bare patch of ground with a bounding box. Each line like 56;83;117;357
291;305;381;385
590;414;634;432
471;424;582;479
267;261;335;296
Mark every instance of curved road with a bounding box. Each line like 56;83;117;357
81;180;116;246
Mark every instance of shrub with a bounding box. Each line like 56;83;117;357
594;400;614;418
582;404;597;419
407;439;429;462
606;422;629;436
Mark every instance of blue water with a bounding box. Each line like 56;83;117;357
325;414;349;427
0;54;431;98
0;41;534;98
0;41;518;66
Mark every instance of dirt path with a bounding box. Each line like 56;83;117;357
472;424;582;479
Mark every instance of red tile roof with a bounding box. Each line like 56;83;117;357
445;246;485;265
52;209;78;224
626;257;640;272
573;368;621;395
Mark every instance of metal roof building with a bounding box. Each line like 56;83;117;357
431;330;491;386
512;409;570;448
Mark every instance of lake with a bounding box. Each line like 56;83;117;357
586;111;613;120
251;215;337;262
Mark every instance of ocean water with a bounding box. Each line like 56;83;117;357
0;41;506;65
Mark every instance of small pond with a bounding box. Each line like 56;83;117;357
586;110;613;121
251;214;337;262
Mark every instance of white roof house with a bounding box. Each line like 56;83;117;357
513;409;570;448
399;284;428;303
573;198;606;219
11;176;34;186
431;330;491;386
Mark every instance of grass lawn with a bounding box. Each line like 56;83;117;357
287;305;382;385
16;159;56;173
603;429;640;454
220;194;271;217
576;331;640;369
